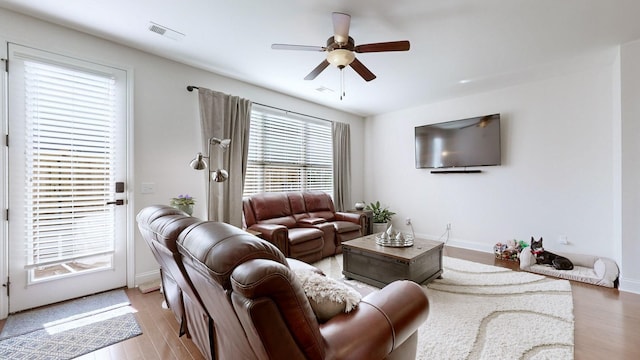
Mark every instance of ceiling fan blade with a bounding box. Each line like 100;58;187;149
349;58;376;82
332;12;351;44
271;44;326;51
304;60;330;80
354;40;410;53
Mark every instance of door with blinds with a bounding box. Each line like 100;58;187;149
7;44;128;312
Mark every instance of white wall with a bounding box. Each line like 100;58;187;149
0;8;365;288
621;39;640;293
365;56;621;265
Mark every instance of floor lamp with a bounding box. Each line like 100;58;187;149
189;137;231;220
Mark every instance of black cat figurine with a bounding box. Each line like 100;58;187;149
530;237;574;270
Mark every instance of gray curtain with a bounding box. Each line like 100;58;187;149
197;87;251;227
332;122;351;211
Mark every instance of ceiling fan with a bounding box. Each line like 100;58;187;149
271;12;410;83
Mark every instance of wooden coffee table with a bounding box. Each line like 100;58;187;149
342;234;444;288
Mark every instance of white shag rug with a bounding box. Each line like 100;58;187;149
312;255;574;360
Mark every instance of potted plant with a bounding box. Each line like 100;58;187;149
365;201;396;233
170;194;195;215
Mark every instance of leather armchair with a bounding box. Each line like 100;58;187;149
177;217;430;360
136;205;214;360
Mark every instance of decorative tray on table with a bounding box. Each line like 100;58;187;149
375;226;414;247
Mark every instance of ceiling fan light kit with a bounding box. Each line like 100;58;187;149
327;49;355;68
272;12;410;99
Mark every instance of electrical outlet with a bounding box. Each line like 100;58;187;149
405;218;411;225
446;223;451;231
558;235;568;245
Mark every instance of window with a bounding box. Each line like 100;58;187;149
243;107;333;197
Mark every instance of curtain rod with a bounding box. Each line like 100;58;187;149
186;85;332;123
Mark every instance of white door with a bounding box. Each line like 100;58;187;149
7;43;128;312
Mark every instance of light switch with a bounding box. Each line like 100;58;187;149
141;182;155;194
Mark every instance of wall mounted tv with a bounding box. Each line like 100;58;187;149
415;113;501;169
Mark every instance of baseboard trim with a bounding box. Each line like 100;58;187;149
415;232;493;254
135;269;160;288
445;239;493;253
619;277;640;294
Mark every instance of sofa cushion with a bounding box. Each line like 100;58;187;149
288;227;324;245
251;193;294;222
303;192;336;221
303;191;335;212
287;192;307;217
293;269;361;322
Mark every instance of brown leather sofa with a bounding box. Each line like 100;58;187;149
136;205;214;360
137;205;430;360
242;191;364;262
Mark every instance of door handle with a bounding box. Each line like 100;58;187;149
106;199;124;206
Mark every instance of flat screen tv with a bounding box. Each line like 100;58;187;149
415;113;501;169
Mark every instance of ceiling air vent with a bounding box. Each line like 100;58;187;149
148;22;185;41
315;86;335;94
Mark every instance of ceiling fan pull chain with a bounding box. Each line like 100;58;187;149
340;68;345;100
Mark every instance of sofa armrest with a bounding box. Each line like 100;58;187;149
335;211;364;225
247;224;289;255
297;221;335;244
298;217;327;225
320;280;429;359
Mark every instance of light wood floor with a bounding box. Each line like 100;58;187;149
1;246;639;359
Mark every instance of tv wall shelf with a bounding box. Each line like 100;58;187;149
430;170;482;174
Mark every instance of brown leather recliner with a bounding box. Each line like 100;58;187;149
243;191;365;262
177;216;430;360
136;205;214;360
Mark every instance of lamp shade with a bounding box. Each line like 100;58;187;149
189;152;207;170
211;169;229;182
210;137;232;149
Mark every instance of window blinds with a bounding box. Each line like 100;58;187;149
244;109;333;197
23;60;117;267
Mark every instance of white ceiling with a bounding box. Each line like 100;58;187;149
2;0;640;116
